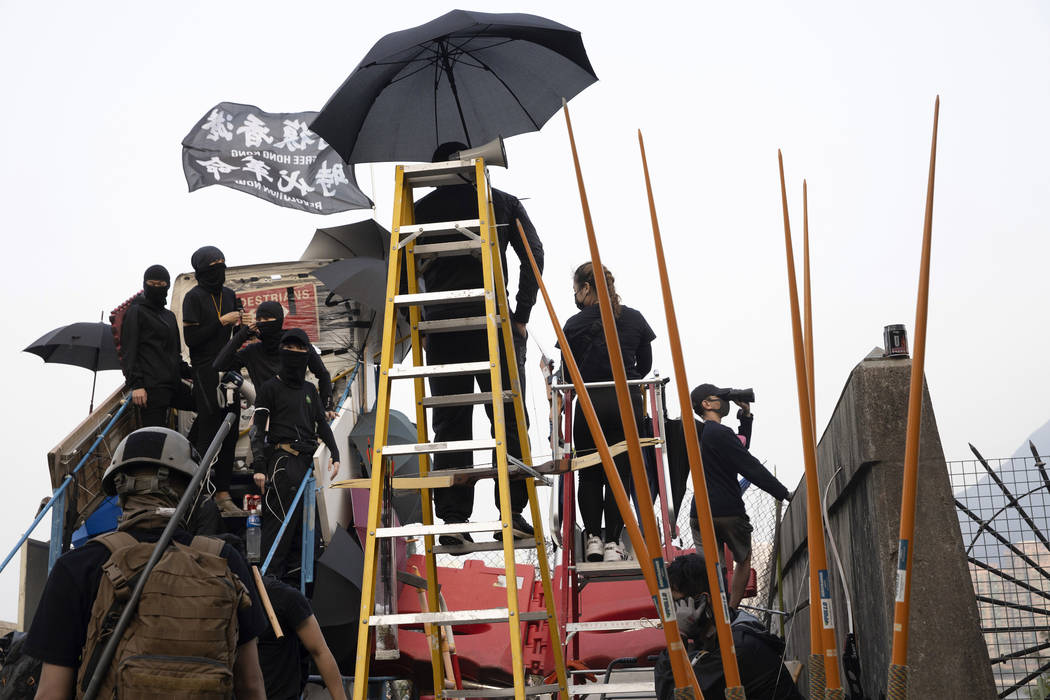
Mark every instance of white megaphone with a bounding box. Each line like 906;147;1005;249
452;136;508;169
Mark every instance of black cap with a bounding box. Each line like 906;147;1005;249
690;383;730;414
280;328;311;348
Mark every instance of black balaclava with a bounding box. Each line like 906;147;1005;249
191;246;226;294
255;300;285;351
278;328;311;387
432;141;469;163
143;264;170;307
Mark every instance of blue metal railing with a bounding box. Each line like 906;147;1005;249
0;394;132;574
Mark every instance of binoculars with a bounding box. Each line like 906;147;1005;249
724;388;755;404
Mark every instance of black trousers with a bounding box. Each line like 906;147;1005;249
260;450;319;582
574;386;643;543
426;328;529;523
137;382;195;428
190;366;240;492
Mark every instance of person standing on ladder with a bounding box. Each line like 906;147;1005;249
414;141;543;547
559;262;656;562
250;329;340;582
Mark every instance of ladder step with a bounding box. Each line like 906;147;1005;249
567;682;655;695
420;391;513;408
375;521;502;539
396;219;481;240
576;559;644;583
566;619;661;633
368;608;548;627
442;684;562;698
417;316;498;333
413;240;483;258
394;289;486;306
432;538;537;554
402;161;479;188
388;361;491;379
380;439;497;456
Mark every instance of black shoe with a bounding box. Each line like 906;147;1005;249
495;513;535;541
438;524;475;550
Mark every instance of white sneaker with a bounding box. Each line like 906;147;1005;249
585;534;604;562
603;542;625;562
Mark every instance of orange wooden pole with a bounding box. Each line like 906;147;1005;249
803;180;815;433
637;130;746;698
887;95;940;700
778;151;842;699
515;220;702;699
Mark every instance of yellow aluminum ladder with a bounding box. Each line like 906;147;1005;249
348;156;568;700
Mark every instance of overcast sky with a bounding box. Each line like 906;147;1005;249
0;1;1047;621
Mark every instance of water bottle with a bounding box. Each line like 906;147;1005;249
246;495;261;563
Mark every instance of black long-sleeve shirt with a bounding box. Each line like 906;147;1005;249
119;294;187;391
413;185;543;323
182;285;238;367
251;377;338;466
692;420;790;518
558;304;656;382
214;326;333;408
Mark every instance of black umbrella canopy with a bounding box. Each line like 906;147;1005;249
313;257;390;317
24;322;121;372
349;409;422;524
312;526;364;628
300;219;391;262
311;9;598;164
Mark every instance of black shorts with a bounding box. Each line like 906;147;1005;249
691;513;753;563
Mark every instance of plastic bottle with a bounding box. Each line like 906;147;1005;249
246;495;261;563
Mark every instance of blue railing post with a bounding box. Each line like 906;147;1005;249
47;487;67;571
301;474;316;593
260;470;311;576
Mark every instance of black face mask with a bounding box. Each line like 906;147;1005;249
257;320;283;349
279;348;309;386
716;398;731;418
196;263;226;293
144;284;168;306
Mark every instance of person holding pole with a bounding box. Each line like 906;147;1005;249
559;262;656;562
688;383;792;610
25;427;266;700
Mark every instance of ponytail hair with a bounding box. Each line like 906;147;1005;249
574;262;622;318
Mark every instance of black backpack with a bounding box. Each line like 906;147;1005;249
0;632;43;700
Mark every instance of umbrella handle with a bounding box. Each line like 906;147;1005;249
324;291;347;307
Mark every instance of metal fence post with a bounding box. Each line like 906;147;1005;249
301;473;316;593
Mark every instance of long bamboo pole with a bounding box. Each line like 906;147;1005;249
515;220;702;699
887;95;940;700
637;130;746;698
778;151;843;699
803;180;815;432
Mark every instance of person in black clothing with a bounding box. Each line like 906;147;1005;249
25;427;266;700
119;264;193;427
250;329;340;581
182;245;244;516
414;141;544;546
559;263;656;563
213;300;334;418
688;383;791;609
654;553;803;700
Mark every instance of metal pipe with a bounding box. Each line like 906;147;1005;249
260;469;313;576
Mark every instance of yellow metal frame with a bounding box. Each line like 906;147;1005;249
351;160;568;700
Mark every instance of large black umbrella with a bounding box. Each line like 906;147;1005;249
25;321;122;413
311;526;364;668
349;409;422;524
301;219;391;262
314;258;390;317
311;9;598;164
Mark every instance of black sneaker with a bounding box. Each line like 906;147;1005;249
494;513;535;541
438;527;475;549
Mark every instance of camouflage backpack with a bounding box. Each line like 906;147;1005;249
76;531;251;699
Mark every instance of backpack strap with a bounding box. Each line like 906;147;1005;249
79;532;141;693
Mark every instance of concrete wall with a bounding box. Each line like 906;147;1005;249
774;350;995;699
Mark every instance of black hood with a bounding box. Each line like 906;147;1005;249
278;328;311;387
255;300;285;350
143;264;170;307
191;246;226;293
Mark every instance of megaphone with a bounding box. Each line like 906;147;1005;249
452;136;507;169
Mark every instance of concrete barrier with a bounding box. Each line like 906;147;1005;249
774;349;994;698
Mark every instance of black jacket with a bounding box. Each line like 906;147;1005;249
214;326;333;408
690;420;790;519
414;185;543;323
182;285;237;367
119;294;187;391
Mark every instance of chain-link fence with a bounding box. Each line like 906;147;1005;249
949;450;1050;699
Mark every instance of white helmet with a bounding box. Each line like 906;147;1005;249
102;427;200;497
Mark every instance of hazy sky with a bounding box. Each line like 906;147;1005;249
1;1;1048;621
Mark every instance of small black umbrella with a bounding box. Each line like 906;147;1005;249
314;257;390;317
300;219;391;262
349;409;422;524
311;526;365;667
25;321;122;413
311;9;598;164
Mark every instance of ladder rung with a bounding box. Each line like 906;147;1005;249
442;684;562;698
394;289;486;306
432;538;537;554
402;161;479;188
388;361;491;379
566;619;661;633
567;682;655;695
397;219;481;239
368;608;547;626
375;521;502;538
380;439;497;456
413;240;483;258
417;316;499;333
420;391;512;408
576;559;644;581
